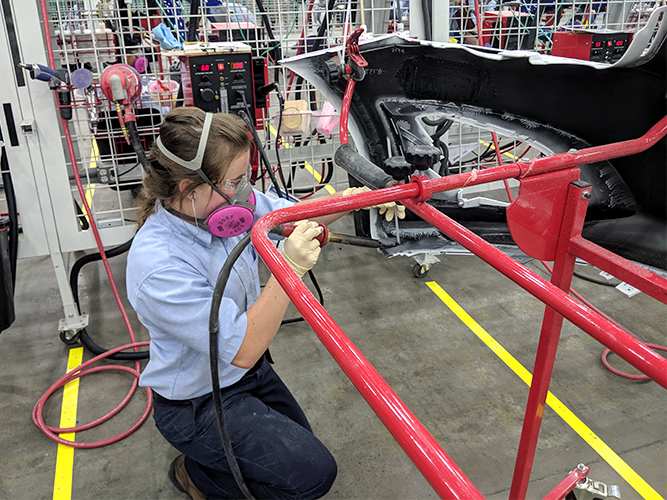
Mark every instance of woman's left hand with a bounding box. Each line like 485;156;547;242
343;186;406;222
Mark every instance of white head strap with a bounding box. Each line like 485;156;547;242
155;112;213;172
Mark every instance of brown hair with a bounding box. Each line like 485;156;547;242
136;107;252;228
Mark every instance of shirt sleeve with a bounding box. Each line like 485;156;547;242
132;262;247;368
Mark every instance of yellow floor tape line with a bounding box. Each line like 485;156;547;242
52;347;83;500
268;124;336;194
80;139;99;224
426;281;663;500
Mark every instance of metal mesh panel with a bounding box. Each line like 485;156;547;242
33;0;660;232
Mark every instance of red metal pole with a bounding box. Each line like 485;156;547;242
542;464;589;500
252;211;485;500
510;181;591;499
569;237;667;304
339;77;356;145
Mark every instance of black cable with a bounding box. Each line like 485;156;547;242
126;121;148;168
188;0;201;42
280;268;325;325
573;271;619;287
293;0;338;101
274;91;286;190
116;161;142;178
254;0;282;80
1;145;18;288
238;109;284;199
209;232;257;500
73;199;91;231
69;238;150;360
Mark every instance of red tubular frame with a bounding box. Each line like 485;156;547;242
252;117;667;499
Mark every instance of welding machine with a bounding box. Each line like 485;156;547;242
167;42;266;126
551;30;633;63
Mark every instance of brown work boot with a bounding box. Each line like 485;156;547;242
168;454;207;500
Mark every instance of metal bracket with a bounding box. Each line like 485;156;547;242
58;313;89;333
572;477;621;500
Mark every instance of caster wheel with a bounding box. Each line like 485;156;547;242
413;263;430;278
60;330;80;345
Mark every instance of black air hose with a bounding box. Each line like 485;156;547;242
188;0;201;42
69;238;149;360
210;232;258;500
126;121;148;168
238;109;284;198
334;144;394;190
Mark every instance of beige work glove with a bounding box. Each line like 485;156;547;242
343;186;406;222
281;220;324;278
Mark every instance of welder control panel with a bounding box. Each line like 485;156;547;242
189;52;255;119
552;31;633;64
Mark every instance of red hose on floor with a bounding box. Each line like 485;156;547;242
32;342;152;448
34;0;152;448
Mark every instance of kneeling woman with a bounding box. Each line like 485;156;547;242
126;107;340;499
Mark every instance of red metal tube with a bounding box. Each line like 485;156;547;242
569;237;667;304
253;210;484;500
339;77;356;145
403;199;667;388
542;465;589;500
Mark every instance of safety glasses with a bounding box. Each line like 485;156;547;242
218;163;252;192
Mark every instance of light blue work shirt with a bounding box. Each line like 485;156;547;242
127;189;293;400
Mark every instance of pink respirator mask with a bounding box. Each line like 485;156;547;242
156;113;256;238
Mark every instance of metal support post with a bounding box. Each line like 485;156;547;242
510;180;592;499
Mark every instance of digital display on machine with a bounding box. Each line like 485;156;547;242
198;63;212;71
615;40;625;46
593;41;603;48
231;62;244;70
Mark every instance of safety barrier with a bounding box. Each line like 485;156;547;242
251;116;667;499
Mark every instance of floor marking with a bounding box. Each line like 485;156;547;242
52;347;84;500
82;140;99;223
425;281;663;500
268;124;336;194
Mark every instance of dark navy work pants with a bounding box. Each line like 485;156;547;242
152;356;337;499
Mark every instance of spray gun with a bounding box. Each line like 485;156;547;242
71;68;99;134
18;62;72;120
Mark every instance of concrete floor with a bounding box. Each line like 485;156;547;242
1;214;665;499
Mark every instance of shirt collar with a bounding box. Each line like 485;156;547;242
157;203;214;248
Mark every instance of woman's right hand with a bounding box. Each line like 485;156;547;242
281;220;324;278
